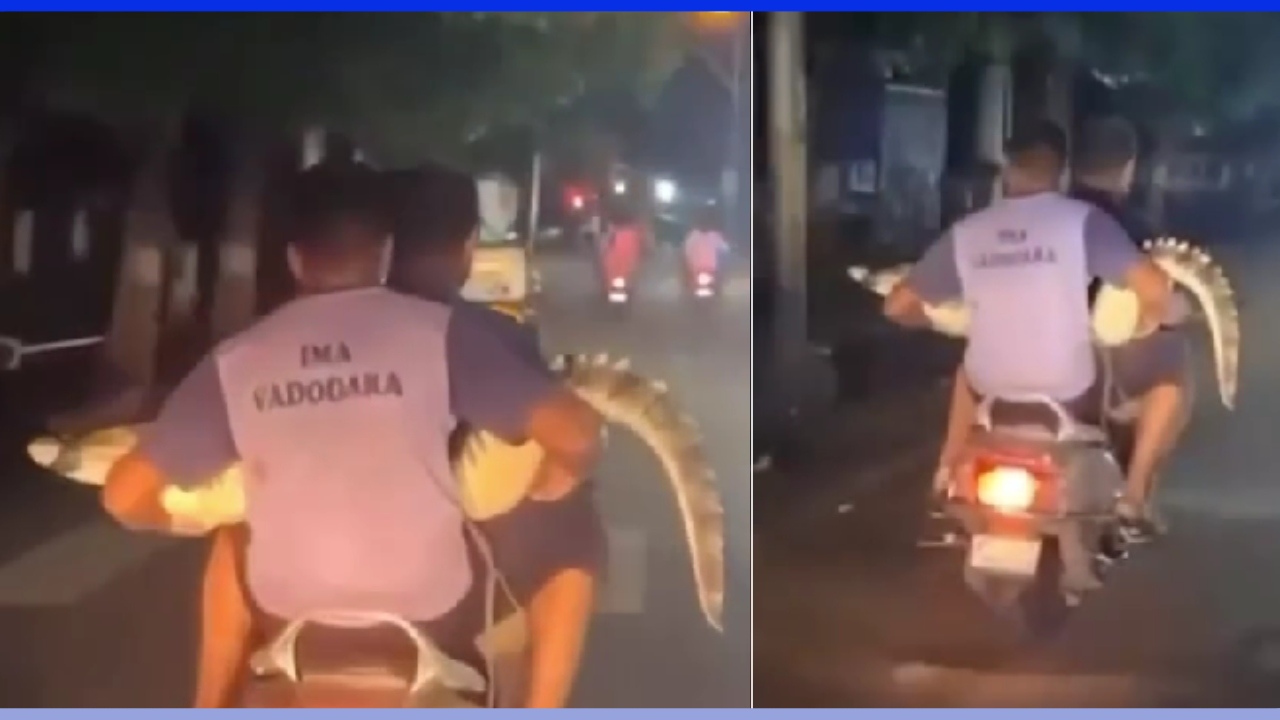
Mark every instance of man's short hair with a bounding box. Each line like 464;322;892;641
285;163;389;256
384;163;479;256
1004;119;1068;171
1074;116;1139;175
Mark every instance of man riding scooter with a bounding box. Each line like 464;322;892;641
102;164;603;707
682;205;731;299
882;121;1183;538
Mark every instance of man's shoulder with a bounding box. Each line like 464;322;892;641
973;193;1091;225
1069;186;1151;241
450;299;520;332
449;301;540;353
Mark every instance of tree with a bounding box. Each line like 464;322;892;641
25;14;693;387
824;12;1280;126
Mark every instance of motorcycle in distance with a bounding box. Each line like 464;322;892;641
690;269;718;300
599;213;645;316
685;265;721;315
930;391;1133;640
682;207;729;309
603;271;636;321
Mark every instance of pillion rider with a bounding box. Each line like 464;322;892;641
1067;116;1193;541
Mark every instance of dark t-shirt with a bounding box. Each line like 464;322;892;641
1070;184;1150;308
1069;184;1152;243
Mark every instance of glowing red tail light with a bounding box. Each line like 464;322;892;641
975;466;1038;512
963;450;1059;514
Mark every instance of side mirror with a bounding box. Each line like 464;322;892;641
0;336;21;371
0;335;105;372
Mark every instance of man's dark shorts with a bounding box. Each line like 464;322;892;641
417;480;606;668
974;327;1190;428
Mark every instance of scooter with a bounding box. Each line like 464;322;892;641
928;393;1133;640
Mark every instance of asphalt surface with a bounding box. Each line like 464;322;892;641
0;247;751;707
754;239;1280;708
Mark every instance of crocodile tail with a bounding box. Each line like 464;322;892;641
1143;238;1240;409
553;353;724;632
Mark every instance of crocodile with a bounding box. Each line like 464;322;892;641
28;352;725;632
847;237;1240;410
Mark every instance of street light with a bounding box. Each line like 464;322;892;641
694;11;739;26
654;178;679;205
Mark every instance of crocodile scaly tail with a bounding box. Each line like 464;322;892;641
551;353;724;631
1144;238;1240;410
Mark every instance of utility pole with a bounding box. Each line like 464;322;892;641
768;12;809;388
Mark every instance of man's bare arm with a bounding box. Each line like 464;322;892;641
885;229;963;328
1083;208;1173;333
102;449;172;531
1124;257;1174;333
525;389;603;501
447;306;604;501
883;283;934;329
106;354;240;532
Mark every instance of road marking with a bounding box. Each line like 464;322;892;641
0;520;175;607
598;526;647;616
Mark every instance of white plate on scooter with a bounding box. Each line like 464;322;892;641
967;534;1041;576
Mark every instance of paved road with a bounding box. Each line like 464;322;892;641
0;247;751;707
755;240;1280;708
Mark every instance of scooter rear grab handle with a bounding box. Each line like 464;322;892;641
250;610;486;700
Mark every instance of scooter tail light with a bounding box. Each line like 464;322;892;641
974;465;1039;512
696;272;712;286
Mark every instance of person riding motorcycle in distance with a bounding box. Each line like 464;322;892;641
100;163;603;708
683;204;731;290
1068;115;1193;541
601;203;646;290
882;120;1180;534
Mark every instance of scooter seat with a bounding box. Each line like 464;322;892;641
979;395;1108;444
